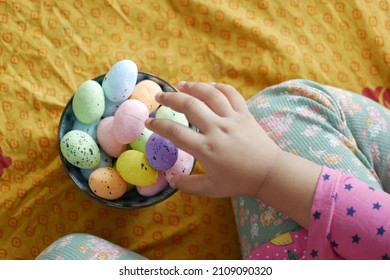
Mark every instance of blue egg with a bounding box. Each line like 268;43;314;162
72;119;99;142
102;59;138;102
103;95;123;117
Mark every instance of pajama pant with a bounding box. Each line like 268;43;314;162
36;80;390;260
232;79;390;259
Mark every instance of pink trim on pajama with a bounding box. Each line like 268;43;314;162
247;167;390;260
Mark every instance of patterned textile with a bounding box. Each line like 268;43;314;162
36;233;147;260
247;167;390;260
0;1;389;259
234;79;390;258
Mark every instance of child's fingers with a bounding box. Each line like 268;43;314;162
170;174;217;197
211;83;248;113
178;81;234;117
145;117;204;157
155;91;216;133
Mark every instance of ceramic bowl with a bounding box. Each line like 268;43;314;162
58;72;195;208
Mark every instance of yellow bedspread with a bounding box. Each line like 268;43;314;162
0;0;389;260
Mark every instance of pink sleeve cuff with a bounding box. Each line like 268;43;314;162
306;167;390;259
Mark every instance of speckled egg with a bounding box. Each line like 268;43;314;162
103;95;123;117
102;59;138;102
130;79;162;114
163;149;194;183
145;133;178;170
113;99;149;144
72;80;105;124
130;127;153;153
60;130;100;169
72;119;99;142
97;116;128;158
80;148;113;180
116;150;158;187
88;167;128;200
136;171;168;196
155;105;189;127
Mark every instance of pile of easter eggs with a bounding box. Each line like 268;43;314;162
59;59;195;201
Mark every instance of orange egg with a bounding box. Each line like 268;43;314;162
88;167;128;200
130;79;161;114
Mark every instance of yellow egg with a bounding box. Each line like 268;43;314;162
116;150;158;187
88;167;128;200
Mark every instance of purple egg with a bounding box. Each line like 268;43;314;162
146;133;178;170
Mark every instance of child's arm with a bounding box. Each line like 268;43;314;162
145;81;322;228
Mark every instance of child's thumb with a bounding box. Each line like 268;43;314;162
170;174;214;197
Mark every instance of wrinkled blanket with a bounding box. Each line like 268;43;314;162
0;0;389;259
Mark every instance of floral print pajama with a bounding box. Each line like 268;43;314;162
233;79;390;259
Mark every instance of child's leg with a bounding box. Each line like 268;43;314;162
232;79;390;259
36;233;147;260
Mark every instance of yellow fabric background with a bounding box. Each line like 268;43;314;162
0;0;389;259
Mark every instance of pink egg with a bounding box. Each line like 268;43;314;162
163;149;194;183
113;99;149;144
136;171;168;197
97;116;127;157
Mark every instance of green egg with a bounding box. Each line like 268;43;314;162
72;80;105;124
60;130;100;169
155;106;189;127
130;127;153;153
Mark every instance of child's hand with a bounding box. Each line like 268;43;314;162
145;81;282;198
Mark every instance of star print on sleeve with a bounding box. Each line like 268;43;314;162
310;249;318;258
373;202;382;210
352;234;360;244
346;207;356;217
377;226;386;236
344;183;353;191
312;211;321;220
305;166;390;260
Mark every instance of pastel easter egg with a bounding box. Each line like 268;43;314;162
60;130;100;169
80;148;113;180
72;119;99;142
145;133;178;170
136;171;168;196
116;150;158;187
129;127;153;153
88;167;128;200
163;149;194;183
155;105;189;127
72;80;105;124
103;95;123;117
149;109;157;118
102;59;138;102
97;116;127;158
113;99;149;144
130;80;161;114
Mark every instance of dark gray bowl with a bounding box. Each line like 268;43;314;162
58;72;194;209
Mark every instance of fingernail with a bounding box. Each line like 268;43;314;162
155;91;163;100
145;117;153;126
178;81;187;90
210;82;217;86
169;180;176;189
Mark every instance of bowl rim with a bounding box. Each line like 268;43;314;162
58;71;195;209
